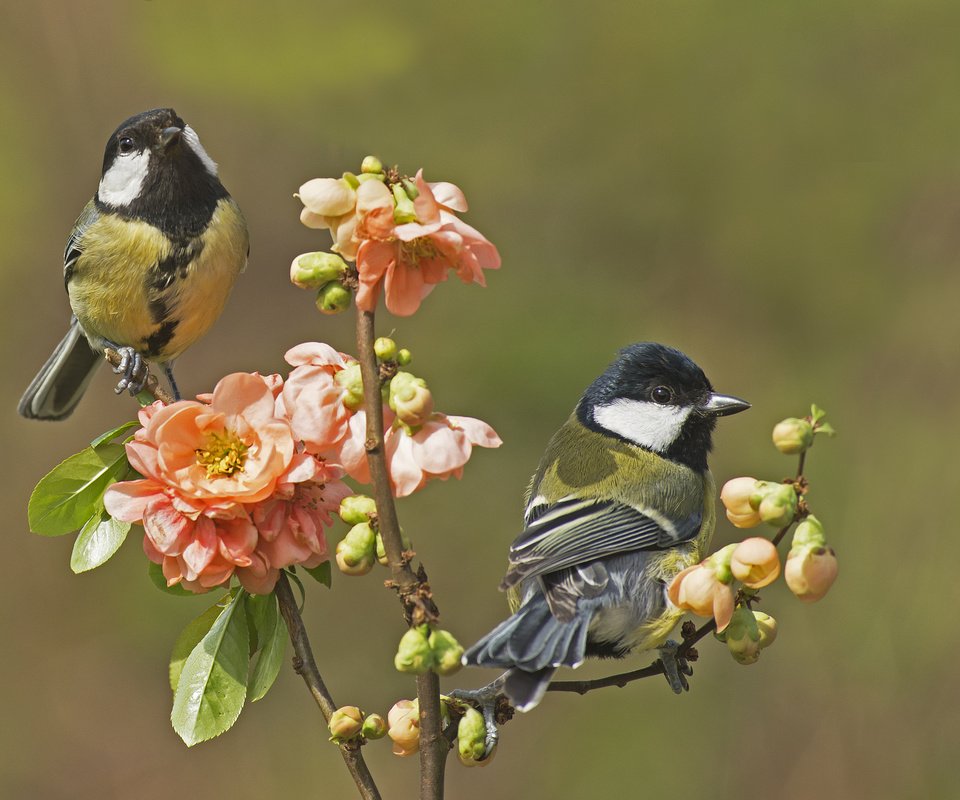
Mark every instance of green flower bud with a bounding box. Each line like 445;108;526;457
791;514;826;549
334;363;365;411
335;522;376;576
361;713;388;740
428;629;464;676
392;183;418;223
316;281;352;315
328;706;364;743
376;529;412;566
457;706;489;766
772;417;815;454
396;348;412;366
361;155;384;175
753;611;778;649
374;336;398;361
341;171;360;189
356;172;387;183
394;625;435;674
755;483;798;527
339;495;377;525
722;606;762;665
400;176;420;200
290;251;348;289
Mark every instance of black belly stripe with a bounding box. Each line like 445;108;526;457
149;238;204;293
143;319;179;358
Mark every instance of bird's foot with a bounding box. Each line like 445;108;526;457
111;346;148;396
450;678;507;759
658;639;693;694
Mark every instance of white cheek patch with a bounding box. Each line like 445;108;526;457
593;399;692;453
97;149;150;206
182;125;219;177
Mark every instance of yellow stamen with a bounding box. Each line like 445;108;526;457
195;430;249;478
399;237;440;267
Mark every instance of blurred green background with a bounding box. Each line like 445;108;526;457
3;1;958;797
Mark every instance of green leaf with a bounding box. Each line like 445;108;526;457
815;422;837;437
248;592;287;702
148;561;194;597
169;592;235;692
244;592;273;655
171;590;249;746
70;509;130;573
90;420;139;449
303;561;332;588
810;404;827;424
28;443;130;536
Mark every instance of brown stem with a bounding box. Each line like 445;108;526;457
103;348;175;405
355;309;447;800
275;572;382;800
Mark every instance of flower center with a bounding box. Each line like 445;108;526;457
399;237;440;267
195;430;249;478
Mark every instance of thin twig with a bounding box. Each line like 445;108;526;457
275;572;382;800
356;309;447;800
103;348;175;405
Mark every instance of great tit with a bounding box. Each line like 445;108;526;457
462;342;749;712
18;108;248;420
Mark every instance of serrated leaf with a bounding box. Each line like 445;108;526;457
90;420;139;449
248;593;287;702
70;509;130;573
148;561;194;597
171;590;249;746
303;561;332;588
28;443;129;536
169;593;235;692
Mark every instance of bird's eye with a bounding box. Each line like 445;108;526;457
651;386;673;405
118;136;135;154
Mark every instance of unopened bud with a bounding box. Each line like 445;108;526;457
720;477;763;528
328;706;364;743
730;537;781;588
291;251;348;289
361;155;384;175
389;371;434;427
396;348;412;366
376;529;412;566
297;177;357;217
785;543;838;602
374;336;398;361
791;514;826;549
394;625;434;674
753;611;778;648
772;417;815;454
721;606;762;665
457;706;490;766
334;363;365;411
428;629;464;676
753;482;798;527
392;183;418;223
316;281;352;315
387;699;420;757
339;494;377;525
335;522;376;576
361;713;388;740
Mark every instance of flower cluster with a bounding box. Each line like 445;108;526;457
101;341;499;594
294;157;501;316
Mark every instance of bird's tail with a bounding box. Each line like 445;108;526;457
18;319;100;420
463;594;592;711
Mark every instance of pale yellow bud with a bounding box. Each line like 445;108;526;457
328;706;364;743
772;417;814;454
298;177;357;217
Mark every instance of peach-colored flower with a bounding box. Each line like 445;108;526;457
720;476;763;528
667;563;736;631
385;413;502;497
730;537;781;588
355;171;501;316
387;699;420;757
784;545;838;602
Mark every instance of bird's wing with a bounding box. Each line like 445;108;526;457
63;201;99;286
501;496;702;590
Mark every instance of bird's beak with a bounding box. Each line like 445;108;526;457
160;126;183;149
701;392;751;417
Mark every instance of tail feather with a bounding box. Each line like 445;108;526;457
503;667;556;712
18;319;100;420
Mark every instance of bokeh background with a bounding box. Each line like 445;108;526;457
2;1;958;797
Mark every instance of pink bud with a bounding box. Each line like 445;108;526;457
387;699;420;757
720;477;762;528
785;545;838;602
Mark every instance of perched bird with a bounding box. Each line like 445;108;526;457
18;107;248;420
463;342;749;712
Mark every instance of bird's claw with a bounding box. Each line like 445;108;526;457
450;683;503;759
112;346;148;396
658;639;693;694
